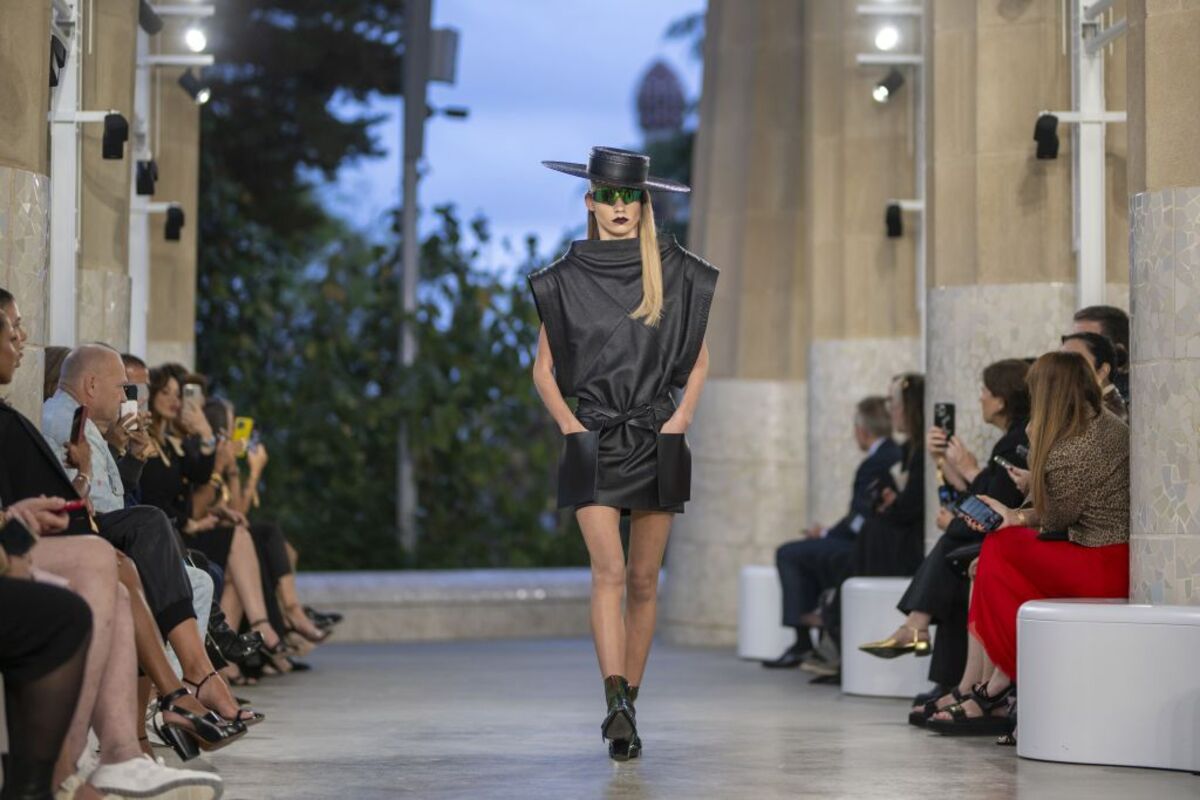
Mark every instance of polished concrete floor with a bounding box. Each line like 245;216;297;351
202;639;1198;800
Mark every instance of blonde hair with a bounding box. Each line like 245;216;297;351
1026;351;1103;518
587;189;664;326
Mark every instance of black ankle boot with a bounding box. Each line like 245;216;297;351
609;683;643;761
601;675;636;746
0;753;56;800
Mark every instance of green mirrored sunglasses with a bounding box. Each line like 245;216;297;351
590;186;644;205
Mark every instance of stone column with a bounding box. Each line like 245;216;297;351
77;0;137;350
924;0;1083;547
805;1;920;525
0;3;51;423
662;0;807;646
1126;0;1200;604
145;20;200;368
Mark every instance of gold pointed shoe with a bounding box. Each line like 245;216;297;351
858;626;932;659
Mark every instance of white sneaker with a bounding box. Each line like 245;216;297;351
88;754;223;799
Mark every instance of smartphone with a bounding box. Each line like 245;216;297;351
60;499;87;512
992;454;1018;471
1016;444;1030;461
953;495;1005;533
119;384;139;428
0;516;37;557
232;417;254;443
182;383;203;403
135;383;149;413
70;406;89;444
933;402;956;438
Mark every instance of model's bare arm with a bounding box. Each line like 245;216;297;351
663;339;710;434
533;324;587;434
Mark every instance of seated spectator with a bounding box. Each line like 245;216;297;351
849;373;927;578
761;396;901;671
859;360;1029;719
1061;331;1127;421
1072;305;1129;401
44;346;70;401
140;367;294;676
0;305;222;798
927;351;1129;735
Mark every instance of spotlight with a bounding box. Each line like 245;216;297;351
102;113;129;160
874;25;900;51
49;28;67;87
885;202;902;238
164;206;185;241
184;26;207;53
138;0;163;35
1033;113;1059;160
136;160;158;196
873;68;904;104
177;69;211;105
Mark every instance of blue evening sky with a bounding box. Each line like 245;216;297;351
320;0;707;273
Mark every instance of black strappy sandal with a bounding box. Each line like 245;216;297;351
925;683;1015;736
908;687;966;727
154;687;247;760
184;670;267;727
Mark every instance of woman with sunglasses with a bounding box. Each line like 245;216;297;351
530;147;719;761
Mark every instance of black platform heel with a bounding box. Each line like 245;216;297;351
154;687;247;760
609;683;642;761
601;676;637;758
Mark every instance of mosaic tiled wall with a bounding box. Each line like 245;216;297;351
0;166;49;424
924;283;1077;550
1129;187;1200;604
807;337;921;526
662;378;808;646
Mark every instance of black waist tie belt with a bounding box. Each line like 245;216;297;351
575;394;676;432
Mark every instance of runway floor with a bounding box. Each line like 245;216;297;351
199;639;1198;799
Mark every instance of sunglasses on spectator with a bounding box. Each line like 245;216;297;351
590;186;644;206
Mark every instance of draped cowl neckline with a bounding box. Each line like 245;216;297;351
567;234;680;269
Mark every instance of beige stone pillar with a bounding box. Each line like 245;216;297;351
804;1;920;525
145;20;200;368
662;0;807;646
924;0;1086;547
77;0;137;350
0;3;52;422
1126;0;1200;604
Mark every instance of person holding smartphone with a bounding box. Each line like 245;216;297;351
926;351;1129;736
861;360;1030;720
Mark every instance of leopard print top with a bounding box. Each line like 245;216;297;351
1040;410;1130;547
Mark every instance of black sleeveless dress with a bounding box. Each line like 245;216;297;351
528;235;718;515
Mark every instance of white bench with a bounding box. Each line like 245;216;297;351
1017;600;1200;772
841;577;935;698
737;565;795;660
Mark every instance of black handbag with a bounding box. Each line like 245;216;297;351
656;432;692;505
556;430;600;508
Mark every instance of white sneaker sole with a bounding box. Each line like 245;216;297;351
94;778;223;800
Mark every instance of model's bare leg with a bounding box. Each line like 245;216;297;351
624;511;673;687
576;505;626;677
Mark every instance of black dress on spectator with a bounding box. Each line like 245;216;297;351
851;442;926;577
898;417;1029;687
138;435;236;567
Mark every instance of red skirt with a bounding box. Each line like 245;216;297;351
968;526;1128;679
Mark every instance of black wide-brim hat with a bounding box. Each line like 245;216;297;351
542;146;690;193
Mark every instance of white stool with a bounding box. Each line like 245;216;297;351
841;577;935;698
737;565;795;660
1017;600;1200;772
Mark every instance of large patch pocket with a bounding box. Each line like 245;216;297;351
656;433;692;506
557;430;600;508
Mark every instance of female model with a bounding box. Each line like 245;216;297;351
529;147;718;761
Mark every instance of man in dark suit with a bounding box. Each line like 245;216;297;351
762;396;902;669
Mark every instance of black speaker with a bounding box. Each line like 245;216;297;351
164;206;185;241
885;203;902;238
136;160;158;196
139;0;164;34
102;113;129;160
49;32;67;87
1033;114;1059;160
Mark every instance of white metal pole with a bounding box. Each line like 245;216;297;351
916;0;928;371
128;27;152;357
1074;0;1107;308
48;2;81;346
